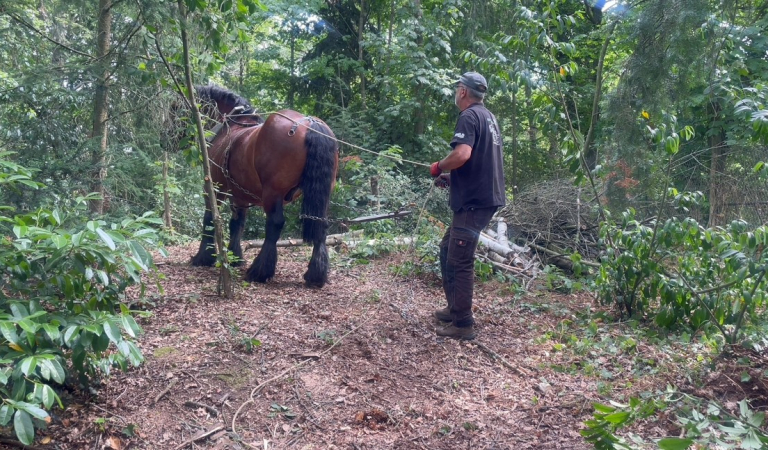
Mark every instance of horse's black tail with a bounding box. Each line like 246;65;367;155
300;120;338;244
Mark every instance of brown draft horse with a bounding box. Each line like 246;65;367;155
189;85;339;288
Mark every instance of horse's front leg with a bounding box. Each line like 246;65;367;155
246;200;284;283
228;206;248;266
304;222;330;288
191;209;217;266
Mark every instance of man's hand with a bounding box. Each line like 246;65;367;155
430;162;442;177
434;173;450;188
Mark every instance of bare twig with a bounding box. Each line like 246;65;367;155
173;424;225;450
153;378;177;404
473;341;535;378
183;401;220;417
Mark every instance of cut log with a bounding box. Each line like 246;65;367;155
342;237;414;248
478;232;529;257
496;219;509;247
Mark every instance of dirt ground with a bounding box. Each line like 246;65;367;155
2;243;765;449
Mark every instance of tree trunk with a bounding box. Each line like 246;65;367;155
288;28;295;109
177;0;232;297
510;88;518;192
358;0;366;108
89;0;112;214
412;0;425;136
162;151;172;229
708;128;728;228
525;82;536;172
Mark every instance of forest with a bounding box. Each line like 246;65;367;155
1;0;767;448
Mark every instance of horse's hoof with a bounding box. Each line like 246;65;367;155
303;273;326;288
245;270;271;284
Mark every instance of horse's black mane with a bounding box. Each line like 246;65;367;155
194;85;261;121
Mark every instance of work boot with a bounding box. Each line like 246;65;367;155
436;324;477;341
433;307;452;322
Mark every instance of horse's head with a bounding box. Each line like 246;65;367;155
194;85;264;126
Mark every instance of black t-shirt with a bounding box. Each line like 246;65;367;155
448;103;506;212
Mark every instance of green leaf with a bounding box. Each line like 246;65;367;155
42;324;60;340
64;326;79;344
104;320;122;344
0;322;19;344
13;409;34;445
593;403;616;413
50;359;67;383
10;302;29;319
96;270;110;286
96;228;116;250
742;430;765;449
13;225;28;238
603;411;630;424
657;437;693;450
50;235;68;249
17;319;39;335
128;241;152;270
14;401;48;420
0;405;13;425
20;356;37;376
41;385;57;409
121;315;141;338
39;359;51;380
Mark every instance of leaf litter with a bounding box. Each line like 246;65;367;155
17;243;765;449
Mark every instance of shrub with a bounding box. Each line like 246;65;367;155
596;207;768;346
0;153;161;444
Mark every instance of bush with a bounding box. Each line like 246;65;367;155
596;206;768;346
0;153;161;444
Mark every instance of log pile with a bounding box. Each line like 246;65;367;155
476;218;542;287
496;179;603;271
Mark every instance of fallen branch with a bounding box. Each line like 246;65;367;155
173;424;225;450
183;400;219;417
473;341;534;378
153;378;177;404
528;242;600;269
478;255;532;279
479;232;529;257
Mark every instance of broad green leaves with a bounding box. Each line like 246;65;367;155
1;155;156;444
597;206;768;345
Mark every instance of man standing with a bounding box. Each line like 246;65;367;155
430;72;505;340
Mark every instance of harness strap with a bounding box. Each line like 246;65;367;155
288;116;319;136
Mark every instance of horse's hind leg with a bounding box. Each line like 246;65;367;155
228;206;248;267
191;209;216;266
304;223;330;288
246;200;284;283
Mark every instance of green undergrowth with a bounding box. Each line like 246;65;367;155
533;303;768;449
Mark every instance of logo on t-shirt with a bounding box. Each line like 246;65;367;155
487;118;501;146
454;132;465;139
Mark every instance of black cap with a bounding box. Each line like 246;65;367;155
456;72;488;93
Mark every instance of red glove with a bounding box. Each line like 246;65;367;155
430;161;442;177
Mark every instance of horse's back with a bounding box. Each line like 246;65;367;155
252;110;314;194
